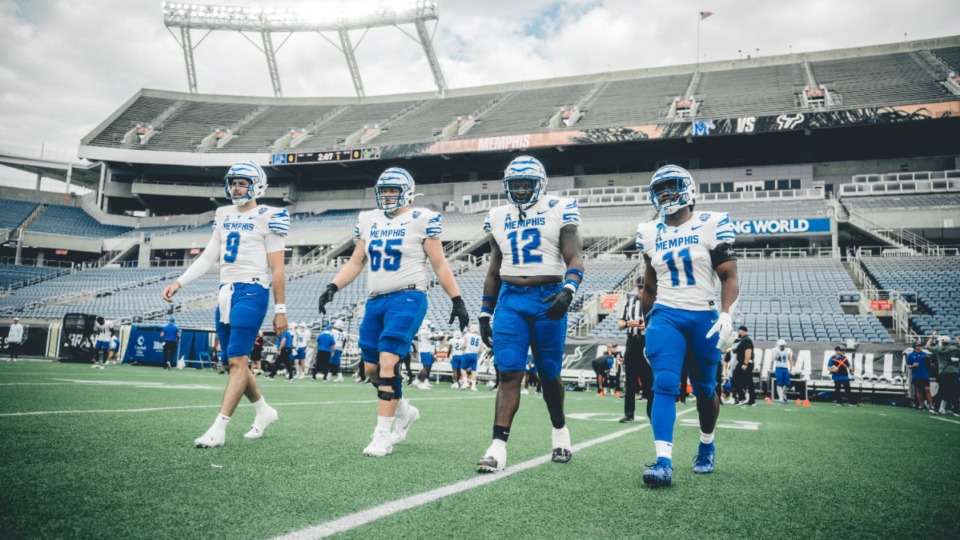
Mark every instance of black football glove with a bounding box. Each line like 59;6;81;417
449;296;469;331
478;314;494;348
543;288;574;320
317;283;338;314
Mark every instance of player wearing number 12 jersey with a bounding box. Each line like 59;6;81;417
316;167;469;457
476;155;584;473
636;164;740;487
162;160;288;449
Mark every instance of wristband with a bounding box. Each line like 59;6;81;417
480;306;494;316
564;268;584;280
274;304;287;314
482;295;495;303
563;279;579;294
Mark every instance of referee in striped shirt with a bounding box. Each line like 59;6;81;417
617;276;653;422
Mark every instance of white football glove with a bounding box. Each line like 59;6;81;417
706;312;735;350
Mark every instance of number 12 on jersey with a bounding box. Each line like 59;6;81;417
663;248;696;287
507;229;543;265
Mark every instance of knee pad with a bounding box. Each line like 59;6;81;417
653;370;681;397
377;389;396;401
691;381;716;399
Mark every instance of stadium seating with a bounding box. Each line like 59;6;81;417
209;104;343;153
809;53;949;107
85;96;179;147
372;94;500;145
454;84;593;138
144;102;263;151
842;193;960;211
0;264;64;290
28;206;132;238
697;63;804;119
0;198;38;231
931;46;960;72
860;256;960;336
576;74;692;127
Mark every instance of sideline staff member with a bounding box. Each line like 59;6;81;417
617;277;652;421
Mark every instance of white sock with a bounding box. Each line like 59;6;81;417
490;439;507;452
251;397;269;415
700;431;715;445
213;414;231;430
654;440;673;459
396;398;409;414
377;415;394;431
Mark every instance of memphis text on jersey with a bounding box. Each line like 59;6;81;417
504;216;547;230
656;234;700;252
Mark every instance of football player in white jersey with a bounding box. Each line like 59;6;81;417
92;317;113;369
462;324;483;391
413;321;438;389
162;160;288;448
476;155;584;473
636;164;740;487
450;330;465;389
294;322;311;379
316;167;469;456
773;339;794;403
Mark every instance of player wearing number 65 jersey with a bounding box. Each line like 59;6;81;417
636;164;740;487
162;160;287;449
316;167;468;457
476;155;584;473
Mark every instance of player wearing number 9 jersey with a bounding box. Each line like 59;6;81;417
162;160;287;449
476;155;584;474
635;164;740;487
315;167;469;458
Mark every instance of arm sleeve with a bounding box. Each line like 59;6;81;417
482;212;492;233
713;212;736;247
264;232;285;254
561;199;581;227
425;212;442;239
176;226;220;286
635;226;645;252
353;214;363;240
268;208;290;237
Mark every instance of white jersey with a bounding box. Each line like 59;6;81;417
96;320;114;342
636;210;735;311
211;205;288;286
294;329;310;348
417;329;435;354
483;196;580;277
331;328;344;349
775;348;793;369
354;207;441;295
451;338;464;357
464;332;481;354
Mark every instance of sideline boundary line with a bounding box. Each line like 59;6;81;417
273;408;697;540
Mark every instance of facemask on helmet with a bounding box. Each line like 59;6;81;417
375;167;415;212
649;165;695;217
224;160;268;206
503;155;548;211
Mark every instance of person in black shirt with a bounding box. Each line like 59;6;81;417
617;279;653;421
733;326;756;406
250;331;264;375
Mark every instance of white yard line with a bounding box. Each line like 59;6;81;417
273;408;698;540
930;415;960;425
0;395;491;417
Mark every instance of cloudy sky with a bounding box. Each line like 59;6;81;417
0;0;958;184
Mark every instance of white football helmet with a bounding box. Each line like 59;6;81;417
649;164;695;216
503;155;548;211
224;160;268;206
469;324;478;334
375;167;415;212
453;330;462;339
777;339;787;350
298;322;307;330
334;319;344;330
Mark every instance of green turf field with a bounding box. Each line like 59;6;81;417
1;360;957;539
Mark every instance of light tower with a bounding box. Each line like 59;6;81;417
161;1;448;97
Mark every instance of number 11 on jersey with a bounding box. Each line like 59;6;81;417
663;248;695;287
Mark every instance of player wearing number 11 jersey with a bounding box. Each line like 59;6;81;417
316;167;468;457
476;155;584;473
636;164;740;487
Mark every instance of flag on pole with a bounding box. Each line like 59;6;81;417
699;11;714;20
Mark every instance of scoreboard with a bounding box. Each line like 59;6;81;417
271;147;380;165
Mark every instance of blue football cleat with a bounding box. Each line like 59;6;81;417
693;444;715;474
642;457;674;487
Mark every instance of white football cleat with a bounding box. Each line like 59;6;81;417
471;384;478;392
244;405;278;439
476;442;506;473
390;401;420;444
419;381;432;390
551;426;572;464
335;374;343;382
195;428;226;449
363;428;394;457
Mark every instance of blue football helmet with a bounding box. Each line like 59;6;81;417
503;155;547;211
224;160;268;206
375;167;415;212
649;165;695;216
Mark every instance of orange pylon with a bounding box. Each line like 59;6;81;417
765;397;772;404
802;399;811;407
796;399;802;405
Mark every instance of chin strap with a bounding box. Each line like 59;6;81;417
656;208;668;234
517;205;526;222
